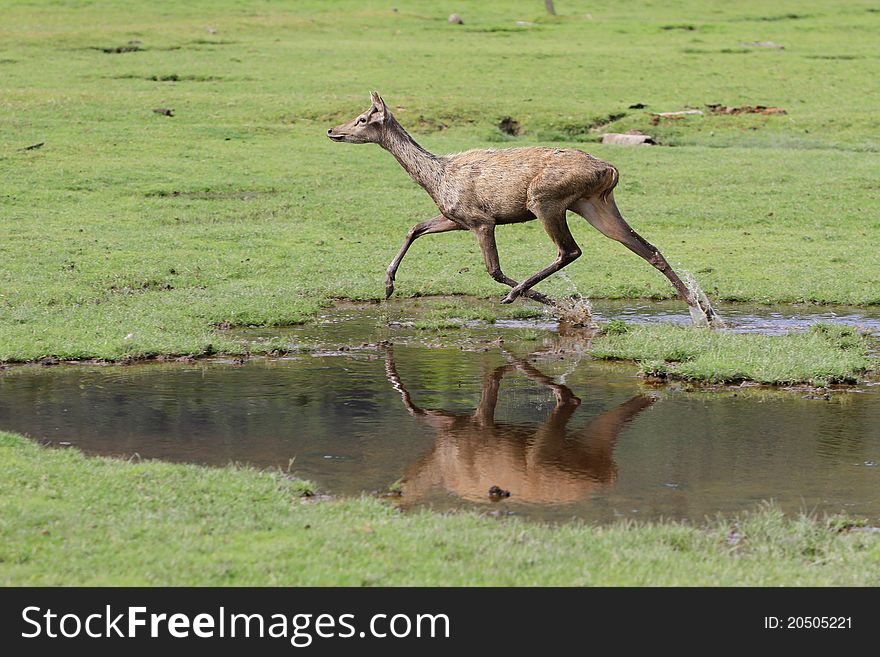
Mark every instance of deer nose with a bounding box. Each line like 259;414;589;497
327;129;333;135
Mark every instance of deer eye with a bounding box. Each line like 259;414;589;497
357;117;367;124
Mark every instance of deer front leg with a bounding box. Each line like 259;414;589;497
473;225;554;306
385;215;462;299
500;209;581;304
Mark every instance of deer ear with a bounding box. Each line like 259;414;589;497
370;91;387;116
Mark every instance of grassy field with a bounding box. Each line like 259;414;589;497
2;431;878;586
2;1;880;586
2;0;879;364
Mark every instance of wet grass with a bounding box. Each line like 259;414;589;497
2;431;878;586
592;323;872;385
1;0;880;364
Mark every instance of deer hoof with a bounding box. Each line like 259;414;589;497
500;291;519;304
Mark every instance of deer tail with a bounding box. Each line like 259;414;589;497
599;165;619;203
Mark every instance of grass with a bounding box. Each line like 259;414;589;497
2;0;880;586
2;431;878;586
1;0;880;363
591;322;873;384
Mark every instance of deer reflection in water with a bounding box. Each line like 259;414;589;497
384;348;658;505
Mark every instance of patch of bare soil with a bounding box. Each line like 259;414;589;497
706;104;787;115
497;116;521;136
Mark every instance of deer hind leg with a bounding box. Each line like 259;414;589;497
499;205;581;305
385;215;462;299
473;225;554;305
571;194;717;325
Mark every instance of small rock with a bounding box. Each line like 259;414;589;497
448;13;463;25
742;41;784;49
152;108;174;117
601;132;656;145
652;109;703;117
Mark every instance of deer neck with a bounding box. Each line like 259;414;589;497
379;117;445;196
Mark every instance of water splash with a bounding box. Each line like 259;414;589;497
547;273;597;328
683;270;725;328
552;295;597;327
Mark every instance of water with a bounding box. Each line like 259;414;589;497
591;299;880;337
3;299;879;523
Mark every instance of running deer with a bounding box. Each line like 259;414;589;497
327;92;718;325
383;346;657;504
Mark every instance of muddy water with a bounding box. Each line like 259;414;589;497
1;300;879;523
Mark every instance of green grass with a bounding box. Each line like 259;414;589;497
2;0;880;586
592;322;872;384
2;431;878;586
1;0;880;363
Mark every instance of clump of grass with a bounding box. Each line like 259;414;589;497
508;306;545;320
590;323;872;385
810;323;864;350
603;319;629;335
512;328;542;342
408;298;551;331
639;359;669;378
419;300;498;326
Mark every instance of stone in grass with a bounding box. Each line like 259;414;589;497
448;13;463;25
601;131;656;145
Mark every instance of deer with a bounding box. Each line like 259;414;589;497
383;345;658;504
327;92;718;326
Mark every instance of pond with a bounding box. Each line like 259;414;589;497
1;300;878;523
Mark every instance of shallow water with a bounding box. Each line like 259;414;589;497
2;300;878;524
592;299;880;336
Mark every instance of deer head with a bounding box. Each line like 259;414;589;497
327;91;390;144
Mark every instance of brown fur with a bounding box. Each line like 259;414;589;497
328;92;717;324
